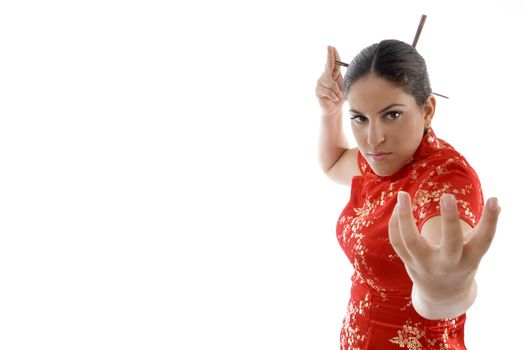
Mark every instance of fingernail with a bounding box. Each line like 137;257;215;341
489;198;499;212
441;194;455;211
397;191;408;209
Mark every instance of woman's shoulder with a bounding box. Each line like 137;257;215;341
419;139;479;178
410;144;485;227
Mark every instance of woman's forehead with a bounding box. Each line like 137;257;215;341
348;75;404;94
348;79;415;113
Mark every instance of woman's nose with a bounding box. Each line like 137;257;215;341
367;123;386;146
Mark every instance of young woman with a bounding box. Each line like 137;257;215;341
316;40;501;349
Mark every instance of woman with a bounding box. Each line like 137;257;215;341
316;40;501;349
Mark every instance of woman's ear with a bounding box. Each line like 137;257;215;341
423;95;436;128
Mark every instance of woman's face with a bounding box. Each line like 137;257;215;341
347;74;435;177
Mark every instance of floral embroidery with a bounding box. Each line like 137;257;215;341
340;290;371;349
337;128;481;349
388;319;426;349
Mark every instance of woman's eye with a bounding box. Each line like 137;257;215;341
350;112;401;123
386;111;401;120
350;115;367;123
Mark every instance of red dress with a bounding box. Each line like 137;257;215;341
336;128;484;349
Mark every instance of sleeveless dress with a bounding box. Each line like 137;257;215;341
336;127;484;350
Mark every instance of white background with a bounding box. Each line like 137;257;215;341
0;0;524;349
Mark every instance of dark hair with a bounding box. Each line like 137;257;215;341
342;39;432;106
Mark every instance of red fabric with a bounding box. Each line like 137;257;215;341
336;128;484;349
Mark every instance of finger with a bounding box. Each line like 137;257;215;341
319;79;344;100
462;197;501;265
388;204;414;264
439;193;463;263
315;85;339;102
330;46;344;88
335;73;344;97
396;191;431;262
462;227;475;244
325;45;335;73
322;47;344;99
333;46;341;61
317;78;342;94
331;79;344;100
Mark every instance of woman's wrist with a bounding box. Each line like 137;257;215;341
411;279;478;320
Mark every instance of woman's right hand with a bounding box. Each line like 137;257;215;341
315;45;345;116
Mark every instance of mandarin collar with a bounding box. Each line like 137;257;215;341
361;127;444;182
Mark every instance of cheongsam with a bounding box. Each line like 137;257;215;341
337;127;484;349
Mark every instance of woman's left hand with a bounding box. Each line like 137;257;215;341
388;191;501;305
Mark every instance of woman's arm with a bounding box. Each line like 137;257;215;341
318;109;348;173
316;45;350;177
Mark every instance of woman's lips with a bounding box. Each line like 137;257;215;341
368;153;392;161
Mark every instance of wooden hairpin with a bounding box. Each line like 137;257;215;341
335;14;449;99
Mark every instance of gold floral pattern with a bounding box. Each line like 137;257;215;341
336;128;481;349
340;286;371;348
388;319;426;349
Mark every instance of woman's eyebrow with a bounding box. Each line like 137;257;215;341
349;103;407;115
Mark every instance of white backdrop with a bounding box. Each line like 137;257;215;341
0;0;524;349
